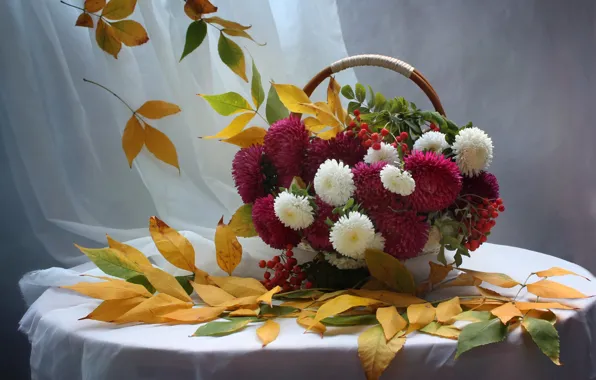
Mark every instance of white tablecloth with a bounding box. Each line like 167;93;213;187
20;243;596;380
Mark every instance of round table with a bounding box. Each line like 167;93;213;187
20;243;596;380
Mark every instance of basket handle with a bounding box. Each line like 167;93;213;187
301;54;446;116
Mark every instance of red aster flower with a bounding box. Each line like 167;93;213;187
461;171;500;201
404;151;462;212
264;116;309;183
252;195;301;249
370;209;429;260
303;197;338;251
232;145;268;203
352;161;398;211
303;132;367;183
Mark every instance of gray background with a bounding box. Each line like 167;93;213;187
2;0;595;377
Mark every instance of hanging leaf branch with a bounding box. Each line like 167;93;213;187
180;0;265;82
61;0;149;59
83;79;182;170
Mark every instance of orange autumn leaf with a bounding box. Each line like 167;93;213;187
221;126;267;148
149;217;195;272
349;289;425;308
313;295;380;325
376;306;407;341
96;19;122;59
116;293;191;323
62;278;151;300
203;16;251;31
209;276;267;297
143;266;192;302
163;306;225;323
215;295;259;310
81;297;145;322
515;301;576;311
229;307;259;317
111;20;149;47
280;299;315;309
121;116;145;167
257;320;280;347
102;0;137;21
327;76;347;124
407;302;436;327
185;0;217;15
183;3;200;20
106;234;152;268
459;268;520;288
429;262;453;286
136;101;182;120
193;267;210;285
490;302;523;324
296;310;326;336
202;112;255;140
144;124;179;170
526;279;588;299
535;267;591;281
189;282;236;306
76;13;93;28
256;286;282;306
358;325;406;380
85;0;106;12
215;216;242;276
436;297;462;323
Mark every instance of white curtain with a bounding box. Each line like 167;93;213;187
0;0;356;270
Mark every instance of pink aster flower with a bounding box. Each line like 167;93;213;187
461;171;500;201
264;116;309;183
303;132;367;183
303;197;338;251
252;195;302;249
352;161;398;211
404;151;462;212
370;209;429;260
232;145;267;203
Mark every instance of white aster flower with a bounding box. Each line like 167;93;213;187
313;159;355;206
273;191;314;230
451;127;493;176
413;131;449;153
422;225;441;254
368;232;386;251
324;252;367;270
380;165;416;196
329;211;375;259
364;142;399;165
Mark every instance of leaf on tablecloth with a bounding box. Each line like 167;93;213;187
279;300;314;309
163;306;225;323
143;266;192;302
257;320;280;347
428;262;453;286
116;293;192;324
490;302;523;324
420;322;460;340
256;286;282;306
406;303;435;328
459;268;520;288
214;216;242;275
190;282;236;306
514;301;575;311
522;317;561;365
106;234;152;268
438;273;481;288
313;295;380;325
81;297;145;322
525;309;557;324
296;310;326;336
229;307;260;317
376;306;407;341
475;286;509;300
149;216;195;272
273;289;324;300
358;325;406;380
227;204;257;237
349;289;425;308
321;314;378;326
534;267;590;281
209;276;267;297
317;290;348;303
216;295;259;310
455;318;507;358
365;249;416;294
526;279;588;299
436;297;462;323
192;319;250;337
75;244;142;279
259;304;299;317
452;311;494;322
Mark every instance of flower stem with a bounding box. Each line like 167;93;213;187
83;78;136;115
60;1;102;18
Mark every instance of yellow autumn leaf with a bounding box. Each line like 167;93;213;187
280;300;315;309
209;276;267;297
102;0;137;21
215;216;242;276
106;234;152;268
202;112;254;140
535;267;591;281
298;103;340;128
163;306;225;323
136;101;181;119
438;273;481;288
376;306;407;341
144;124;179;170
271;83;313;114
194;267;210;285
490;302;522;324
222;126;266;148
459;268;520;288
222;29;265;46
149;216;195;273
358;325;406;380
526;279;588;299
85;0;106;12
317;290;348;303
476;285;509;300
216;295;259;310
121;116;145;167
256;286;282;306
203;16;250;31
515;301;575;311
435;297;462;323
316;126;342;140
313;295;380;324
143;266;192;302
116;293;191;324
349;289;425;308
110;20;149;47
327;77;347;123
365;249;416;294
257;320;280;347
75;13;93;28
420;321;460;340
296;310;326;336
81;297;145;322
218;34;248;82
96;19;122;59
62;278;151;300
407;302;436;327
303;117;326;133
185;0;217;15
229;307;259;317
190;282;236;306
428;262;453;286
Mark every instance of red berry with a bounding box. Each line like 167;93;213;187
290;277;299;285
353;109;360;117
286;250;294;258
400;132;408;140
293;266;301;273
358;129;367;138
364;139;373;148
266;260;274;269
430;123;437;130
381;128;389;136
273;255;280;263
464;242;471;249
370;132;379;141
298;272;306;281
481;210;488;218
372;142;381;150
401;143;408;151
482;198;490;206
285;262;292;270
395;135;402;142
496;198;503;205
305;281;313;289
346;130;354;138
283;283;291;292
275;263;283;271
491;211;499;218
258;260;266;268
360;123;369;131
264;271;271;279
349;121;356;128
356;116;361;122
480;235;488;243
288;257;297;266
498;205;505;212
391;142;397;148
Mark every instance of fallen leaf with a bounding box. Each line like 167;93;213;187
136;100;181;119
313;295;380;324
322;314;378;326
217;295;259;310
257;320;280;347
75;244;141;279
163;306;225;323
317;290;348;303
84;0;106;12
428;262;453;286
149;216;195;272
459;297;504;307
101;0;137;20
455;318;507;358
349;289;425;308
439;273;481;288
420;321;460;339
365;249;416;294
453;310;494;322
228;204;257;237
256;286;282;306
202;112;254;140
110;20;149;47
525;309;557;324
271;83;312;114
96;19;121;59
222;126;267;148
515;301;575;311
143;266;192;302
376;306;407;341
145;124;179;170
535;267;590;281
436;297;462;323
280;300;314;309
203;16;250;30
209;276;267;297
273;289;323;300
476;285;509;300
218;33;247;82
192;319;250;337
215;217;243;276
490;302;523;324
185;0;217;15
526;279;588;299
229;307;259;317
407;303;436;326
116;293;191;323
297;310;326;336
190;282;236;306
75;13;93;28
81;297;145;322
459;268;520;288
359;279;390;291
259;304;299;317
522;317;561;365
358;325;406;380
106;234;152;268
199;92;251;116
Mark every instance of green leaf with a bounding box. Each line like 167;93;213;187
453;311;494;322
454;253;463;267
175;275;194;295
192;319;250;337
199;92;251;116
374;93;386;111
228;204;257;237
259;304;299;317
218;32;248;82
355;83;366;102
321;314;378;326
404;119;422;135
437;245;446;265
223;316;263;323
76;245;141;280
127;274;156;294
365;249;416;294
522;317;561;365
341;85;355;100
265;85;289;124
455;318;507;358
442;236;461;249
273;289;325;300
347;101;360;114
250;59;265;110
457;248;470;258
180;20;207;61
367;85;376;108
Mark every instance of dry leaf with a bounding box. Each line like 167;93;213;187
256;286;282;306
376;306;406;341
136;101;181;119
183;2;200;20
81;297;145;322
280;300;314;309
229;307;259;317
62;278;151;300
313;295;380;325
193;267;210;285
111;20;149;47
327;77;347;123
359;279;390;291
459;268;520;288
303;117;326;133
515;301;575;311
535;267;590;281
526;279;588;299
222;29;264;45
365;249;416;294
222;126;267;148
317;290;348;303
349;289;425;308
216;295;259;310
102;0;137;21
297;102;340;128
185;0;217;15
189;282;236;306
149;217;195;272
203;16;250;31
96;19;121;59
257;320;280;347
420;322;460;340
145;124;179;170
85;0;106;12
215;217;242;275
116;293;191;323
428;262;453;286
271;83;313;114
202;112;254;140
475;285;509;300
436;297;462;323
439;273;481;288
490;302;523;324
76;13;93;28
144;266;192;302
163;306;225;323
209;276;267;297
297;310;326;336
106;234;152;268
358;325;406;380
407;303;436;326
121;116;145;167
